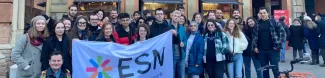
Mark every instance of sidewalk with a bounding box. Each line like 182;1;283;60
250;48;325;78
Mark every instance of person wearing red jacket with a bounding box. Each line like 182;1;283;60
113;13;137;45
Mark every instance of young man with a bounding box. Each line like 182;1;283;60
110;9;119;27
112;13;137;45
216;9;226;27
232;10;244;28
37;51;71;78
62;5;77;24
252;7;286;78
88;14;101;41
169;10;187;78
149;8;176;38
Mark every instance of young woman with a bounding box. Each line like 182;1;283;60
67;16;90;40
62;18;72;32
179;15;189;30
11;16;49;78
96;23;116;42
135;24;150;42
224;19;248;78
203;20;229;78
242;17;262;78
136;17;146;28
41;21;71;72
95;9;105;27
192;13;205;34
185;21;204;78
303;16;320;65
289;19;305;60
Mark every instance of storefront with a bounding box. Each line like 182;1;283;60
200;0;242;19
140;0;183;19
74;0;121;15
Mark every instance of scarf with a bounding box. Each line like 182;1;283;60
78;30;88;40
29;33;45;46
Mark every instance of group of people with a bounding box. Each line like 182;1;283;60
10;4;325;78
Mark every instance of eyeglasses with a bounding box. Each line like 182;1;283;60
78;22;87;25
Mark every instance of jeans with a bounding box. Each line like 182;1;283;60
259;50;280;78
281;42;286;61
320;47;325;64
174;59;185;78
206;61;225;78
227;53;244;78
303;44;307;53
292;47;303;59
243;55;263;78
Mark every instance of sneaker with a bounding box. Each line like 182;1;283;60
280;60;286;63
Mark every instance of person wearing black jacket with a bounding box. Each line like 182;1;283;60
88;14;101;41
96;23;116;42
62;5;77;26
243;17;262;78
149;8;173;38
41;21;71;73
279;16;290;62
317;13;325;67
289;19;305;60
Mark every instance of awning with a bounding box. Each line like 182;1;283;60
202;0;243;5
143;0;183;4
74;0;120;2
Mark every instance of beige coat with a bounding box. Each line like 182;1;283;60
11;34;43;78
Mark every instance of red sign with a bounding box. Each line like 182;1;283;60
274;10;289;26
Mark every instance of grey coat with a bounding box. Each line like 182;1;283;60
11;34;43;78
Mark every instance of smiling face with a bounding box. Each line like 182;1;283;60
179;16;185;25
247;19;256;27
110;10;118;19
216;10;223;19
35;20;46;32
119;18;130;27
207;22;216;32
77;18;87;30
139;27;147;38
133;13;141;20
90;15;99;26
104;24;113;37
172;12;180;23
227;20;236;31
63;20;71;31
55;23;65;36
232;10;240;19
97;11;104;20
49;54;63;71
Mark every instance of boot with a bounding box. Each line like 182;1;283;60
316;57;320;64
309;55;316;65
320;63;325;67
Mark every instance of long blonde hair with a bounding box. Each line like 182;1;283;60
224;19;241;38
28;16;49;39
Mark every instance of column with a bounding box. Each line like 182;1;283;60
124;0;138;15
187;0;198;20
242;0;252;19
265;0;271;13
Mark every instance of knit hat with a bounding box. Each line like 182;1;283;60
30;16;46;27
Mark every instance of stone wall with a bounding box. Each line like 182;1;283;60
0;49;12;78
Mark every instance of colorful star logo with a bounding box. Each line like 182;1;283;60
86;56;113;78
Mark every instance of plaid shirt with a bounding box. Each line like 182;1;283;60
203;31;230;55
252;19;287;51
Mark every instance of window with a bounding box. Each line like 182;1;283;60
52;0;68;5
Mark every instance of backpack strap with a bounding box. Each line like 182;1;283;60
40;70;47;78
66;69;71;78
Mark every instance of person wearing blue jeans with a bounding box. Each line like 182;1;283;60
224;18;248;78
243;54;263;78
280;42;287;62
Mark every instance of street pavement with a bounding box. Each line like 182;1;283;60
250;48;325;78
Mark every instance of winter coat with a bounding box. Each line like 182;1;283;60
11;34;43;78
304;26;320;50
95;35;116;42
149;20;172;38
226;31;248;53
186;31;204;75
36;68;71;78
243;26;255;57
280;21;291;40
203;31;230;63
317;19;325;47
288;25;304;49
41;36;71;72
113;25;137;45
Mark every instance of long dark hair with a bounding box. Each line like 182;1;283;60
204;19;222;35
180;15;188;27
68;16;89;39
244;17;258;30
192;13;202;22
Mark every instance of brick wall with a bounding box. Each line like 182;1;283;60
315;0;325;14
